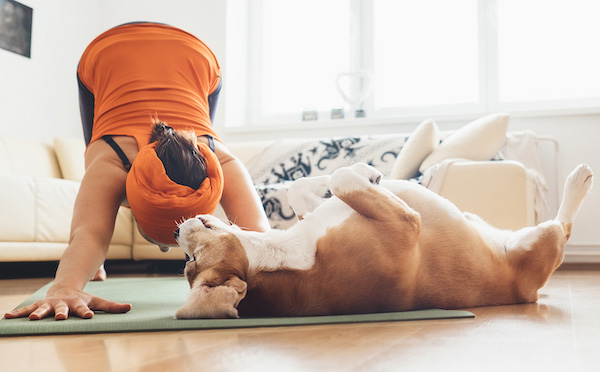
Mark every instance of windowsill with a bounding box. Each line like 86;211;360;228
224;106;600;137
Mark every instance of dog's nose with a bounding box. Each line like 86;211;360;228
174;228;180;240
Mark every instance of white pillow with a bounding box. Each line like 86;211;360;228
419;113;509;173
390;119;440;180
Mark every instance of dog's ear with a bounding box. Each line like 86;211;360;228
224;276;248;308
175;277;247;319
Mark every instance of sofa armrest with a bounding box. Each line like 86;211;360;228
0;174;79;242
436;160;535;230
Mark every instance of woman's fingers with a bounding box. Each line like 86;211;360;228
29;303;55;320
4;302;42;319
53;302;72;320
87;296;132;314
3;292;132;321
69;300;95;319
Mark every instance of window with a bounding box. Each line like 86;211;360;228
496;0;600;103
372;0;479;109
258;0;350;116
235;0;600;127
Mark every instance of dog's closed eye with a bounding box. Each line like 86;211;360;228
197;217;212;229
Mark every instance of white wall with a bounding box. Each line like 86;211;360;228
95;0;226;66
1;1;598;261
0;0;226;142
0;0;101;141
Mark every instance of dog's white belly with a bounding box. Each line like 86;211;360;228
248;181;413;272
299;196;355;240
241;197;354;272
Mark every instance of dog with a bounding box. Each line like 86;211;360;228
174;163;593;319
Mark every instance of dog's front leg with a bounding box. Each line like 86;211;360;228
330;163;421;228
175;275;247;319
287;175;332;219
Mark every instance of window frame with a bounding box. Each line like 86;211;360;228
233;0;600;129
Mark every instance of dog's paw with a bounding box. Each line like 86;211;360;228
330;163;383;195
175;285;240;319
566;163;593;195
348;163;382;184
333;163;382;185
557;164;594;225
288;175;332;218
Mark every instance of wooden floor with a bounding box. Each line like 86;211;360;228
1;265;599;372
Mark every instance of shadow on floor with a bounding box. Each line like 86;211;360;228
0;260;186;279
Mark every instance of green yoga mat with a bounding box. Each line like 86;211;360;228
0;277;474;336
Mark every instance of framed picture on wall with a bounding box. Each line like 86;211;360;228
0;0;33;58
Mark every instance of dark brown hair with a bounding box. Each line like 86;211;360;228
149;121;207;190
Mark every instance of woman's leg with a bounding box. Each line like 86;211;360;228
208;78;222;123
77;73;95;146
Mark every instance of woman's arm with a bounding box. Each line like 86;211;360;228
213;141;270;232
4;140;133;320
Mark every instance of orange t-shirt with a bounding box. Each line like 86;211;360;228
77;23;221;149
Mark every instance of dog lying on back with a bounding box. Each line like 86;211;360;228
174;163;593;318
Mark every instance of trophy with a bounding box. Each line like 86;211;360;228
335;70;372;118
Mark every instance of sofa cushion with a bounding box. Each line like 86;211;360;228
419;113;509;172
54;137;86;182
390;119;440;180
0;174;78;242
0;174;36;241
0;136;62;178
0;173;133;247
227;140;279;166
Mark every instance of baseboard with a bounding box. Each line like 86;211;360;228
564;243;600;264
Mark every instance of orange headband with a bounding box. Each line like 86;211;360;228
126;141;224;245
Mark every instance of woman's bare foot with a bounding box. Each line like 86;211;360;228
92;264;107;281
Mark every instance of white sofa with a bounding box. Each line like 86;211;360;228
0;120;547;263
220;132;542;232
0;136;184;262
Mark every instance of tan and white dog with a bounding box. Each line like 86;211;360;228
174;163;593;319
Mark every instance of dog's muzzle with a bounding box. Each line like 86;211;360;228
161;228;180;253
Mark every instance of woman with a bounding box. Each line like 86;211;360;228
5;23;270;321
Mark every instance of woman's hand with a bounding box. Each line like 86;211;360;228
3;284;131;321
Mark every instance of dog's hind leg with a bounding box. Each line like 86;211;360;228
555;164;594;239
510;164;592;283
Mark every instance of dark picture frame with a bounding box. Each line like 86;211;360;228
0;0;33;58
